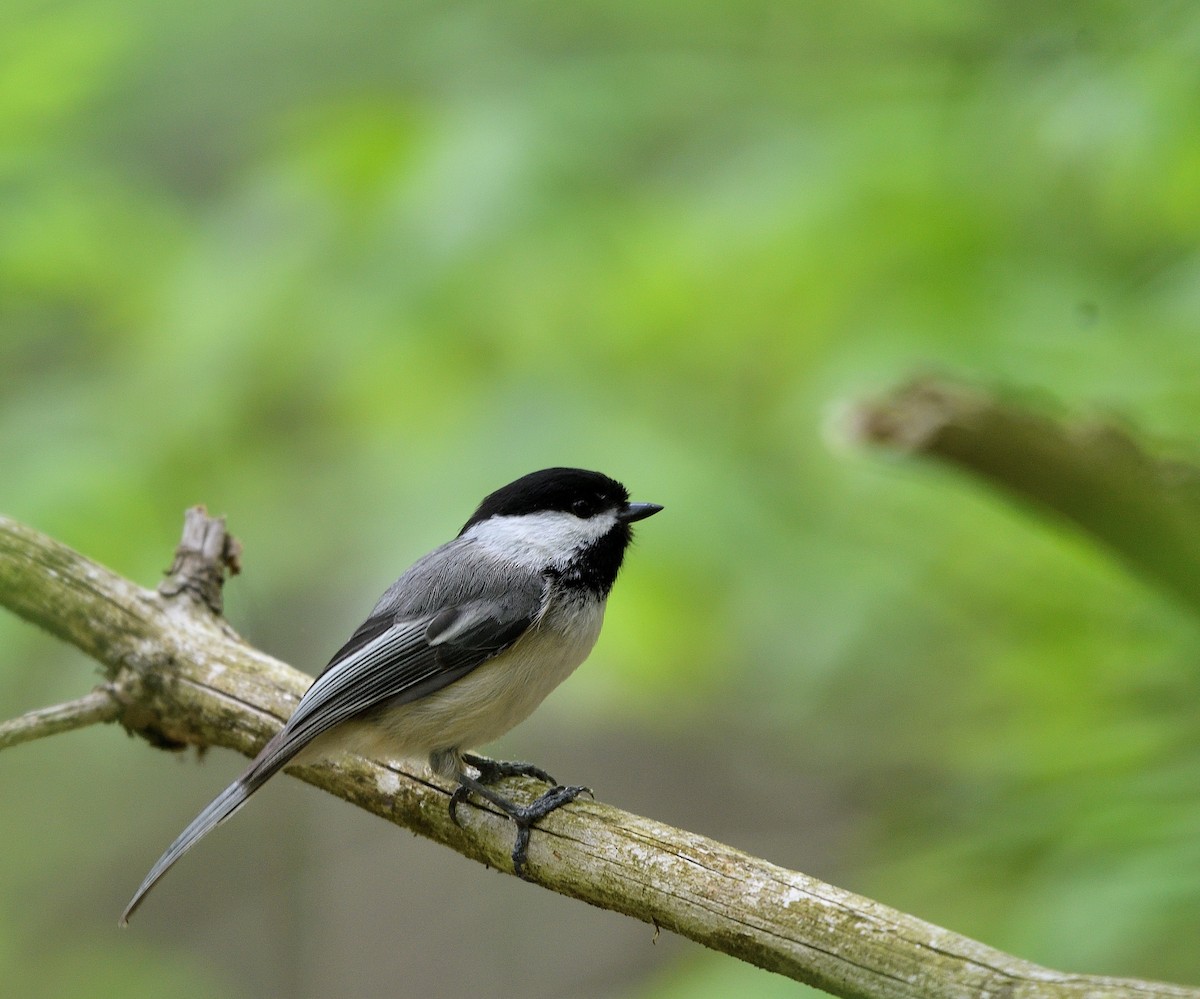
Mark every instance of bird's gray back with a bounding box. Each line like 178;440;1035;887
370;536;550;624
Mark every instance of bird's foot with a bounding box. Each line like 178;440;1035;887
462;752;557;787
449;762;592;879
504;783;592;879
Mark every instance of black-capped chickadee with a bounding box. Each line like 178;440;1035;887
120;467;661;924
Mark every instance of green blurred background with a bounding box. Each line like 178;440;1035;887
3;1;1200;996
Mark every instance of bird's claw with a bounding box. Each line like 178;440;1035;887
448;784;472;827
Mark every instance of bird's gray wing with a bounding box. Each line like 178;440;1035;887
280;537;551;750
276;594;541;751
120;543;548;925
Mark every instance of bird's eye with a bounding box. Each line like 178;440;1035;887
571;498;592;518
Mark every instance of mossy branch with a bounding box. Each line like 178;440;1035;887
0;506;1196;998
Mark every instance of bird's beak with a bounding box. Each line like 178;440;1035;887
618;502;663;524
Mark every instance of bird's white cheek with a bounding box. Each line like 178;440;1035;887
465;510;618;565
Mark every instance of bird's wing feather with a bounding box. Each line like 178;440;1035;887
268;594;541;757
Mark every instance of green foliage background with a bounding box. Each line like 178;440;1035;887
3;2;1200;996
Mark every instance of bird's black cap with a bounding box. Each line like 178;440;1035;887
460;467;632;534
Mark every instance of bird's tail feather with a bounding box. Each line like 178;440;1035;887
119;730;299;926
119;779;250;926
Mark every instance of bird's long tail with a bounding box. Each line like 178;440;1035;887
119;730;298;926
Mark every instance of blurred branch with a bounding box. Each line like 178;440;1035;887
0;688;120;750
1;510;1198;999
849;376;1200;615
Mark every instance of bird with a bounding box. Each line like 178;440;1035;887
120;467;662;924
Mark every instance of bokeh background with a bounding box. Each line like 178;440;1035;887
3;2;1200;997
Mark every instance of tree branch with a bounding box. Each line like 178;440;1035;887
847;376;1200;616
0;510;1196;998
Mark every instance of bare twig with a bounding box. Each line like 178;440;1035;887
0;510;1196;998
0;687;121;750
